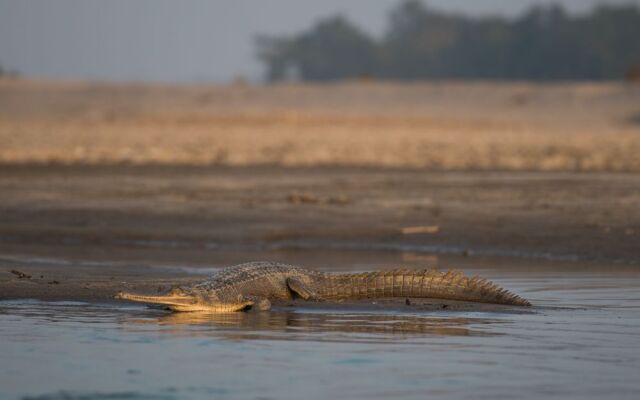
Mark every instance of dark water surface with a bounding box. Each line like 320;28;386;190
1;271;640;400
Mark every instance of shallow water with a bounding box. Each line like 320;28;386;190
1;272;640;400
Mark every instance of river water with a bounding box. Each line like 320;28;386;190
1;266;639;400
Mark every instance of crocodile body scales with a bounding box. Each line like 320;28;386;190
116;261;530;312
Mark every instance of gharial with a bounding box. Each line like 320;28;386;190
116;261;530;312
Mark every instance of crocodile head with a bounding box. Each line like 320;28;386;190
115;287;253;312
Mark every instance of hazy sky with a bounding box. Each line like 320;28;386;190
1;0;638;83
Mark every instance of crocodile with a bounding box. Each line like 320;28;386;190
116;261;530;312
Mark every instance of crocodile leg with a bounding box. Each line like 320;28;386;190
244;296;272;311
286;277;319;300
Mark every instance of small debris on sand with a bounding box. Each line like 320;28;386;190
400;225;440;235
10;270;31;279
287;192;350;206
48;280;60;285
287;192;320;205
326;195;351;205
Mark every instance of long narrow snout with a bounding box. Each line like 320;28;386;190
115;291;255;312
115;291;195;307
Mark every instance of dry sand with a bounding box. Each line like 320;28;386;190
1;78;640;170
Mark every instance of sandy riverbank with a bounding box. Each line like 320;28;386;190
0;79;638;304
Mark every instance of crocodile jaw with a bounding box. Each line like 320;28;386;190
115;291;253;312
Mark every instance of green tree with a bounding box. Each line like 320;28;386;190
255;1;640;82
256;15;377;82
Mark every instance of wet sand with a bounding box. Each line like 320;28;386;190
1;164;639;304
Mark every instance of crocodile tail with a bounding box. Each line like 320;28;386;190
322;269;530;306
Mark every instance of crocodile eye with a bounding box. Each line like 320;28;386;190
170;287;185;295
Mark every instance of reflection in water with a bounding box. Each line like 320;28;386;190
123;310;500;341
2;276;640;400
0;300;500;342
22;391;176;400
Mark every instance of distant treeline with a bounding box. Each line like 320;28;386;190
255;0;640;82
